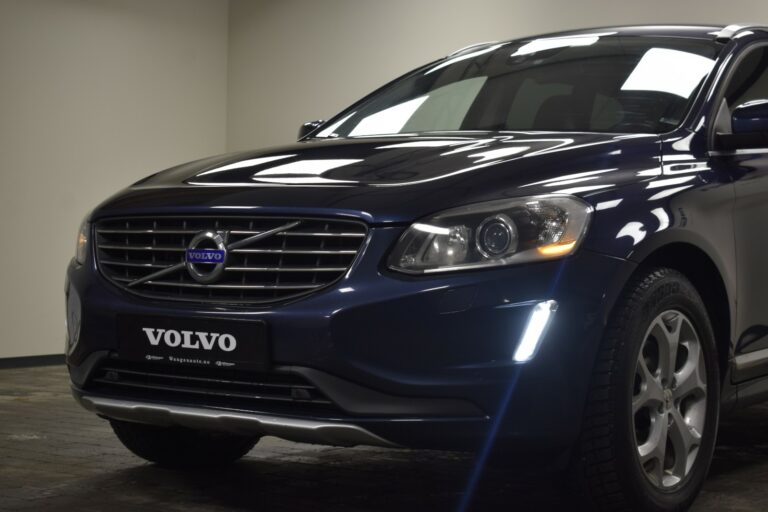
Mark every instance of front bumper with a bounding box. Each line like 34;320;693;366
66;225;634;451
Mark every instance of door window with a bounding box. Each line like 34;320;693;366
725;46;768;111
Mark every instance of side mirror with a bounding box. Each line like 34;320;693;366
732;99;768;134
298;120;325;140
715;100;768;151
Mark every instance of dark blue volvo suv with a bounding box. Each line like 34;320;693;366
66;24;768;511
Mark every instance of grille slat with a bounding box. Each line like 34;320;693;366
95;216;367;304
86;361;338;412
90;378;309;403
97;229;365;238
277;231;365;237
230;248;358;255
100;244;187;252
101;260;173;269
225;266;347;272
97;366;316;390
110;276;324;290
97;229;200;235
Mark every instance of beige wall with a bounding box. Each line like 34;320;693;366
227;0;768;151
2;0;768;358
0;0;228;358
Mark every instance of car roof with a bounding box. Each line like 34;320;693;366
449;24;768;57
517;24;726;41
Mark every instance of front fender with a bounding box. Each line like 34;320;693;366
580;175;736;340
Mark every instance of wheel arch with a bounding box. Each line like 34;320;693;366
627;240;733;381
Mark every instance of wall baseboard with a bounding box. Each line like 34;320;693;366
0;354;65;370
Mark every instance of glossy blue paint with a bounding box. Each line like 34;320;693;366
66;24;768;456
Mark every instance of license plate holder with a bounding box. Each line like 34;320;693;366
117;315;269;371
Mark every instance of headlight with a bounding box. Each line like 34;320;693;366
388;195;592;274
75;218;90;264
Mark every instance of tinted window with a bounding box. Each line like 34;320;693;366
725;46;768;110
316;35;719;137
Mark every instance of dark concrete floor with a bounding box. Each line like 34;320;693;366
1;366;768;512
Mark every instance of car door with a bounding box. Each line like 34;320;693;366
710;41;768;384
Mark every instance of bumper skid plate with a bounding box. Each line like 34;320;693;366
75;393;398;448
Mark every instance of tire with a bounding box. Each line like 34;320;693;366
110;420;259;468
570;267;720;512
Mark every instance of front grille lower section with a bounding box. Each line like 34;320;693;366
95;216;367;304
85;360;339;414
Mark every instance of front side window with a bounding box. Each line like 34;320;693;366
724;46;768;111
315;35;720;138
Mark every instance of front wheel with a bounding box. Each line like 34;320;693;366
571;268;720;511
111;420;259;468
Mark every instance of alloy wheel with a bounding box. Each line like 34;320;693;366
632;310;707;489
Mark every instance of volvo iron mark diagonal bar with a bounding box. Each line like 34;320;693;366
66;25;768;511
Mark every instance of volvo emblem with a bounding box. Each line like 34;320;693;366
185;231;227;284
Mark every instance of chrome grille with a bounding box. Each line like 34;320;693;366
95;216;367;304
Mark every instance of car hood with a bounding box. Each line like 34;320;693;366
95;132;661;224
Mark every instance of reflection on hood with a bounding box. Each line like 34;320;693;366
181;134;637;188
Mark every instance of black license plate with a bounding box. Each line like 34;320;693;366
117;315;269;371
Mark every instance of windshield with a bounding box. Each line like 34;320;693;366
313;34;720;138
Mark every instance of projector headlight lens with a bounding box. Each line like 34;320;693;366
476;214;517;258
